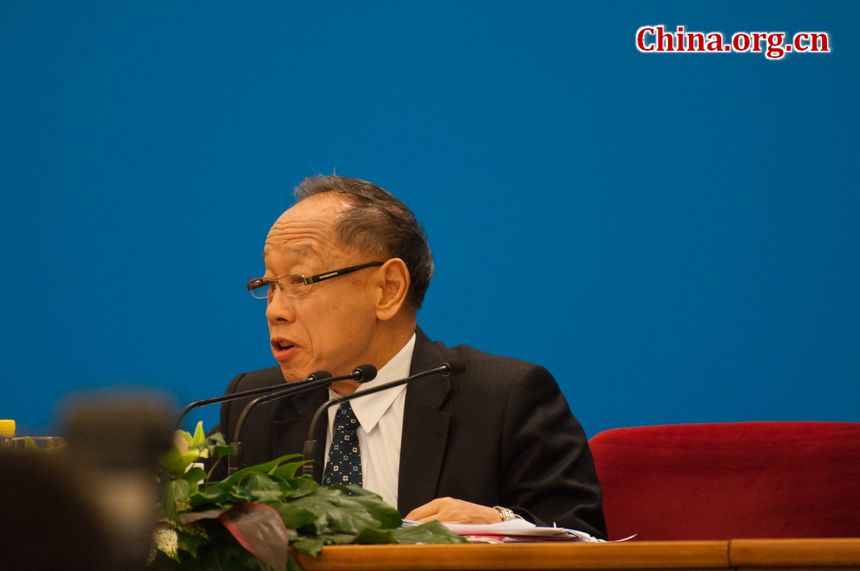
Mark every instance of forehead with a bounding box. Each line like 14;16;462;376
263;194;351;265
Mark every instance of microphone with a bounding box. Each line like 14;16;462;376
228;364;378;474
175;370;331;428
301;360;466;483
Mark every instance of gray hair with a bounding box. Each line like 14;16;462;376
293;175;434;310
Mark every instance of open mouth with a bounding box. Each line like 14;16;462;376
271;338;299;362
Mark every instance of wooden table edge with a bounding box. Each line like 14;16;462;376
295;540;730;570
729;538;860;567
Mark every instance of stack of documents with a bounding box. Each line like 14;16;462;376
403;519;602;543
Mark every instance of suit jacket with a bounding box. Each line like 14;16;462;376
219;329;606;538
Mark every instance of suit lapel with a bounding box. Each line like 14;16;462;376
397;329;453;514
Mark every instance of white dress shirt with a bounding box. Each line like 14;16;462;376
324;332;415;508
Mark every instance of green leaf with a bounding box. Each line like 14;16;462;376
268;460;307;480
176;529;203;558
273;503;319;531
325;485;401;529
163;479;191;521
161;446;187;475
279;487;398;541
181;467;206;484
340;488;402;529
161;446;201;476
212;444;235;458
393;520;468;544
191;421;206;448
221;453;303;488
189;481;252;509
353;527;396;544
278;475;319;500
290;536;325;557
178;467;206;499
321;533;359;545
242;473;285;503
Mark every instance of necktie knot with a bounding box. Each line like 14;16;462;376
335;401;359;431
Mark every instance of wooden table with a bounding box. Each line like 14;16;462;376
731;539;860;570
295;538;860;571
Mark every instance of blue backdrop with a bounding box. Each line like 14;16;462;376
2;1;858;437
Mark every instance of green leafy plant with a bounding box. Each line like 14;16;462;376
150;422;465;570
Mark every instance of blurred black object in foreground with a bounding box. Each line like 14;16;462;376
0;450;113;570
0;392;174;570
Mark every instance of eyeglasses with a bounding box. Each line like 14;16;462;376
247;261;385;300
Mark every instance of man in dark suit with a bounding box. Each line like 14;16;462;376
222;175;605;537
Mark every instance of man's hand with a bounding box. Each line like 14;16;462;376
405;497;502;524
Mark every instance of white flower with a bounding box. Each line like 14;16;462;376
153;526;179;558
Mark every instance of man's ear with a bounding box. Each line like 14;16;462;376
375;258;411;320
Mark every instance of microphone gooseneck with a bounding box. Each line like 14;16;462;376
177;382;292;428
301;360;465;483
228;364;377;474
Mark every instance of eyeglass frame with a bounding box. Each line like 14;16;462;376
247;261;385;300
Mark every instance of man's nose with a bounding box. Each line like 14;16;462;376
265;289;296;323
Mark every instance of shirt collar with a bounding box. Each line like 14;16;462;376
328;332;416;434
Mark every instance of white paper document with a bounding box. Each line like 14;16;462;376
403;519;602;543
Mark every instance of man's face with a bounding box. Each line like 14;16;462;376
263;194;383;384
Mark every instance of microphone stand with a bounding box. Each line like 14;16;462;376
177;382;294;429
227;364;377;475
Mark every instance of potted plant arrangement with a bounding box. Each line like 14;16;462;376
150;422;465;570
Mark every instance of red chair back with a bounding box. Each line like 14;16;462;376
589;422;860;540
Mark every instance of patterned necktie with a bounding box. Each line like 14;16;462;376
323;401;363;487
